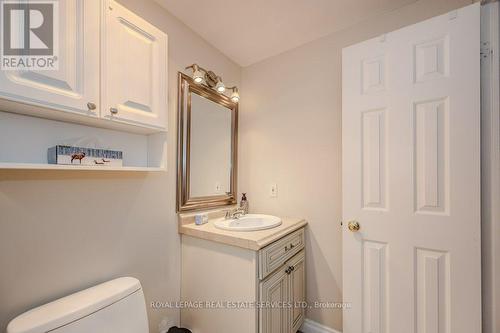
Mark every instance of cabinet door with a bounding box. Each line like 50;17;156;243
0;0;100;117
102;0;167;130
259;266;289;333
288;251;305;332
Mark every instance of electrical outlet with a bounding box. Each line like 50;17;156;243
215;182;222;193
270;183;278;197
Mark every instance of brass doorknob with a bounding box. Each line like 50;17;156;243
348;221;360;232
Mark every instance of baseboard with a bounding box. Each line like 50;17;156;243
300;318;342;333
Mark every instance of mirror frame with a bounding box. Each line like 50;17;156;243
177;72;238;212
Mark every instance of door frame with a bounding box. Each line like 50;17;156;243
480;3;500;333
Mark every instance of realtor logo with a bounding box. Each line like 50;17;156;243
1;1;59;70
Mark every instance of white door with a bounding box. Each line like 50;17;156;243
0;0;100;117
342;4;481;333
102;0;167;130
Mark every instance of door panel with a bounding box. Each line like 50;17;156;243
415;248;450;333
102;0;167;129
289;251;305;332
362;241;388;333
362;109;387;210
413;98;448;214
260;266;289;333
342;4;481;333
0;0;99;116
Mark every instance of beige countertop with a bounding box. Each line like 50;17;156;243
178;213;307;251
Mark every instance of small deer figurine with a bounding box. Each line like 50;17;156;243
71;152;86;164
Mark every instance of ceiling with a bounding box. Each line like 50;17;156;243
155;0;418;67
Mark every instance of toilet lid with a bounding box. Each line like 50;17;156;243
7;277;142;333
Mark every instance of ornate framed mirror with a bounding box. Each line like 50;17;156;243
177;73;238;212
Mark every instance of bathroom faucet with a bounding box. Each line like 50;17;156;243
225;208;246;220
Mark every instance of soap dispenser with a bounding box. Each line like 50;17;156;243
240;193;249;214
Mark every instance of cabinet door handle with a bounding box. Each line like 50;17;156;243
87;102;97;110
110;107;118;115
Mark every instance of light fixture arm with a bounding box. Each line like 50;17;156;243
185;64;206;72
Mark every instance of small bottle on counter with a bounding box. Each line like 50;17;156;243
240;193;249;214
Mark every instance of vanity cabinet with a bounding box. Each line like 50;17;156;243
181;226;306;333
259;229;305;333
0;0;167;132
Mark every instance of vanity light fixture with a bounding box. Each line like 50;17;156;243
228;87;240;103
215;77;226;93
185;63;239;102
192;64;204;84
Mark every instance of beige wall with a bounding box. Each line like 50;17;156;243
238;0;471;330
0;0;240;332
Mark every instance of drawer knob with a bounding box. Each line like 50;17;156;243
290;243;295;249
110;107;118;115
285;267;292;275
87;102;97;110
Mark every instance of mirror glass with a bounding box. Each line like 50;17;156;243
189;94;232;197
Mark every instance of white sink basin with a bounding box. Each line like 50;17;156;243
214;214;282;232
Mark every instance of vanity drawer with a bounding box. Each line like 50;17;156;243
258;228;305;280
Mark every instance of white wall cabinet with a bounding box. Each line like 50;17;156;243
0;0;167;133
0;0;168;170
102;0;167;129
0;0;100;118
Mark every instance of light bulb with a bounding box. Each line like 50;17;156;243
216;79;225;93
230;89;240;103
192;65;204;84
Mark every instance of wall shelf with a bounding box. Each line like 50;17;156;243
0;112;167;172
0;162;165;172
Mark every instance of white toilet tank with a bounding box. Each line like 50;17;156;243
7;277;149;333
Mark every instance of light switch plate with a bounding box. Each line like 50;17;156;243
270;183;278;197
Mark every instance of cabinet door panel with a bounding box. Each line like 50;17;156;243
0;0;99;116
260;267;289;333
102;0;167;129
288;251;306;332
